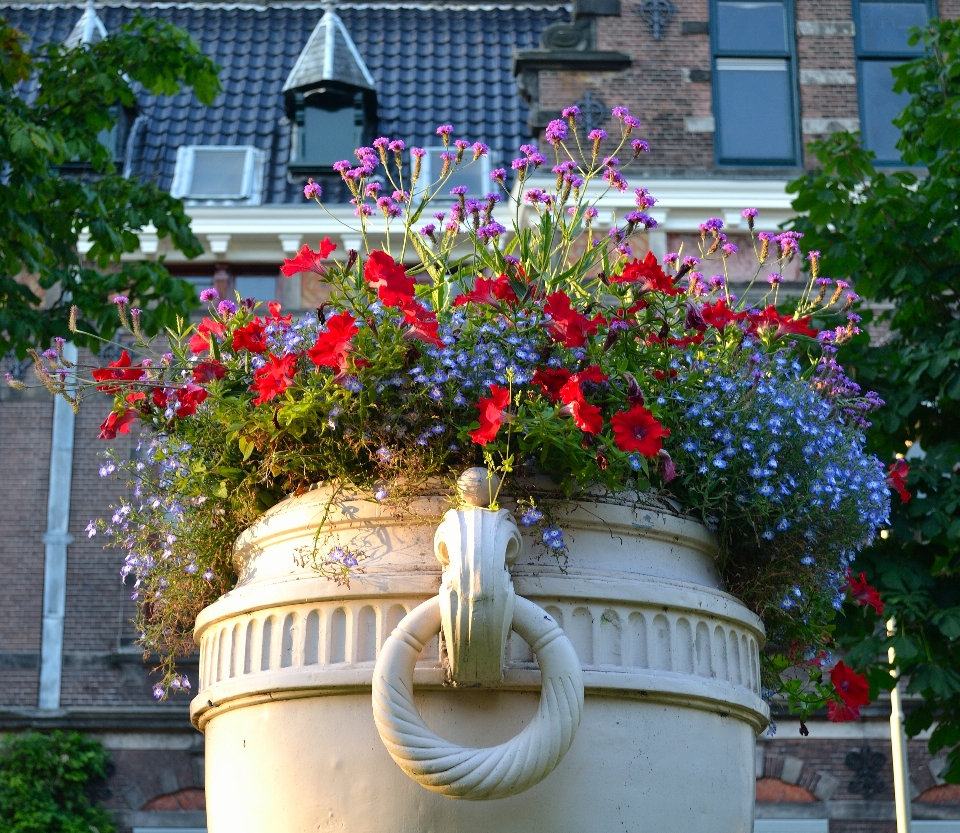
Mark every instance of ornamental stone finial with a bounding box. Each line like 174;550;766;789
456;467;502;508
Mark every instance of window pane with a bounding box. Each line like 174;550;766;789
859;2;927;54
302;106;360;166
235;277;277;303
189;149;248;198
715;59;794;162
716;1;787;53
860;60;909;162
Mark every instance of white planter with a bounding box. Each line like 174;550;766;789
191;485;769;832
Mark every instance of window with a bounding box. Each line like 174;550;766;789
854;0;932;163
290;88;373;173
418;147;492;198
170;146;264;203
912;824;960;833
711;0;799;165
235;276;278;303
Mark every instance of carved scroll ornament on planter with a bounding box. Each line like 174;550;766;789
372;468;585;800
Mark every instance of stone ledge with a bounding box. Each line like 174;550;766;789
755;801;960;820
513;49;632;73
113;809;207;829
0;706;193;732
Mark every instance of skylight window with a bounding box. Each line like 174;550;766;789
418;147;492;199
171;146;264;203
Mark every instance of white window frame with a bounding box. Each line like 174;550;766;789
417;146;491;198
170;145;264;204
754;821;829;833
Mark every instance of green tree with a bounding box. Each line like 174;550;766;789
787;18;960;782
0;731;116;832
0;14;220;358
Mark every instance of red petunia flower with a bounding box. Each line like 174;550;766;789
533;367;573;402
364;250;417;308
192;361;227;384
453;275;518;307
188;317;226;354
830;661;871;708
558;379;603;434
91;350;145;393
152;387;169;409
173;383;209;418
886;459;911;503
610;405;670;456
401;300;443;347
231;319;267;353
308;312;358;371
846;571;884;616
252;353;299;405
267;302;292;326
827;700;861;723
543;291;603;348
281;238;337;277
747;305;818;339
470;385;511;445
98;408;138;440
701;299;746;330
610;251;682;295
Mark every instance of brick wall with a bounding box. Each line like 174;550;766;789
0;388;51;706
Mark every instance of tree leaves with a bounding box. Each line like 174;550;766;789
786;17;960;781
0;14;220;357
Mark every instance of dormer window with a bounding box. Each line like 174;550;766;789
291;87;371;172
283;9;377;176
419;147;492;198
170;146;264;204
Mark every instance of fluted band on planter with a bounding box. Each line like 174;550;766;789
372;594;584;799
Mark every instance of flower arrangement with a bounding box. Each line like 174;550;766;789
22;105;901;723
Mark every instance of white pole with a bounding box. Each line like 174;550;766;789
887;616;912;833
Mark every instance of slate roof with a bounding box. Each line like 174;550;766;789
1;2;568;203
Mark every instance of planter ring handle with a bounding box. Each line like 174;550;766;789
371;469;585;800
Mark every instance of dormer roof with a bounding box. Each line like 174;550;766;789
64;0;106;48
282;6;375;94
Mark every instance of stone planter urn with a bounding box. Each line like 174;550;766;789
191;473;769;832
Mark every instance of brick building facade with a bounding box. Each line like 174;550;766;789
1;0;958;830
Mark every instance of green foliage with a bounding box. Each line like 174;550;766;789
0;732;116;833
0;14;221;358
786;18;960;781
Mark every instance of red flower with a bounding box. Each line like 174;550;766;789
231;319;267;353
611;251;682;295
188;317;226;354
470;385;511;445
887;459;911;503
830;661;870;708
610;405;670;456
648;333;705;348
173;383;209;418
533;367;573;402
98;408;138;439
252;353;298;405
827;700;861;723
267;302;292;326
364;250;417;308
152;387;169;409
453;275;518;307
308;312;358;371
701;299;746;330
543;291;602;348
747;306;818;339
281;238;337;277
559;379;603;434
401;300;443;347
846;571;884;616
91;350;145;393
192;361;227;384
